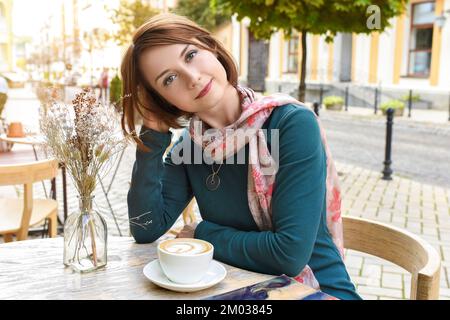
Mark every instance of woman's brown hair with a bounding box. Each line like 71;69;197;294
120;13;239;151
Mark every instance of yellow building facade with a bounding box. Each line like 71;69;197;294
276;0;450;90
350;0;449;89
0;0;13;72
227;0;450;109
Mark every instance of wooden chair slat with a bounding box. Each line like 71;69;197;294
343;216;441;300
0;159;59;242
0;159;58;185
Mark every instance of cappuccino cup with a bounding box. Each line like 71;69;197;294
157;238;214;284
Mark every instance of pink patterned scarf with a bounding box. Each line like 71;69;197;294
189;85;344;289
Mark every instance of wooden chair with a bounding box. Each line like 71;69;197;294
0;159;59;242
181;198;197;225
343;215;441;300
167;198;197;237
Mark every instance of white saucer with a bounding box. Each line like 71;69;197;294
143;259;227;293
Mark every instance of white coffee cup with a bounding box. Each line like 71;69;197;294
157;238;214;284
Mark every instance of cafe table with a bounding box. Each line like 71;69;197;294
0;133;47;166
0;133;46;147
0;236;327;300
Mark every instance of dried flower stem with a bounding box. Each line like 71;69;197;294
89;219;98;266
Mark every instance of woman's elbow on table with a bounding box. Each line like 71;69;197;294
265;256;305;277
271;237;312;277
277;260;307;277
130;228;163;244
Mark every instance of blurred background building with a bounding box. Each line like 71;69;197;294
3;0;450;109
255;0;450;109
0;0;13;72
217;0;450;110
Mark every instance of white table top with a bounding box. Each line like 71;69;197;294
0;236;319;300
0;133;45;146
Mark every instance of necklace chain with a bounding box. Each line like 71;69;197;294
206;162;223;191
211;163;222;175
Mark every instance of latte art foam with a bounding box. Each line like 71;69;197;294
160;239;211;255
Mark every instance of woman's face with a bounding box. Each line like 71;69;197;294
138;40;229;113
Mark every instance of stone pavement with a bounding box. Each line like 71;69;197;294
337;162;450;300
1;86;449;299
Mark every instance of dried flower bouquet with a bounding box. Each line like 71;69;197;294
40;88;129;272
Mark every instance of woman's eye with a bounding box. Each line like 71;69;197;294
163;50;198;87
186;50;197;61
163;75;176;86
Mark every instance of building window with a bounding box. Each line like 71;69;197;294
408;1;435;77
283;31;298;74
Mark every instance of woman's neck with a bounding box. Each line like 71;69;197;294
197;84;242;129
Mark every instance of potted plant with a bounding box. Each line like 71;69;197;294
380;99;405;117
401;93;420;103
323;96;344;111
7;122;25;138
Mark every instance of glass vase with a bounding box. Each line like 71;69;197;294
63;195;108;273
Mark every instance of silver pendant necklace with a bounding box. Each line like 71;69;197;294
206;163;223;191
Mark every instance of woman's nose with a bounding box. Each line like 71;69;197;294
185;70;202;89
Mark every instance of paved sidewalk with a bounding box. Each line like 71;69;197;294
337;162;450;300
340;105;449;125
313;104;450;135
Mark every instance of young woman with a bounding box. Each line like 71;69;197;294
121;13;361;300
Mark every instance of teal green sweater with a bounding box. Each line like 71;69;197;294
128;103;361;300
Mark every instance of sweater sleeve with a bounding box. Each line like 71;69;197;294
194;107;326;277
127;126;193;243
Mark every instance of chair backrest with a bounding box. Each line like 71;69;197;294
0;159;58;240
0;158;58;186
343;216;441;300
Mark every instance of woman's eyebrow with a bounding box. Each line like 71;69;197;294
154;44;190;84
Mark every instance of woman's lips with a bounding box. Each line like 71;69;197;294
195;79;212;99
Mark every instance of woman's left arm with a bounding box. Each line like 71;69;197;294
194;107;327;277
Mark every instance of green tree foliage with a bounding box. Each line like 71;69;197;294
173;0;233;31
109;74;123;111
220;0;406;39
219;0;407;101
108;0;161;46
